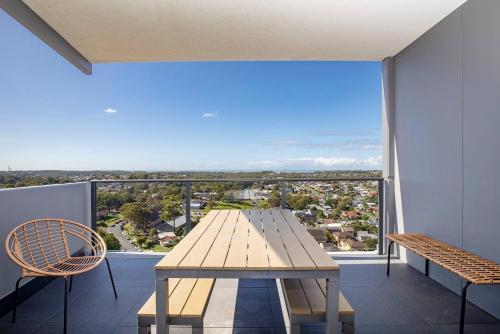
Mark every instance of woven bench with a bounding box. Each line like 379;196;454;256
137;278;215;334
386;233;500;334
279;278;355;334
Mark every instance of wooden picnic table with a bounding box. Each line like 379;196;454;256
154;209;340;334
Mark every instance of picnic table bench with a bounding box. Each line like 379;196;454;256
386;233;500;334
280;278;355;333
137;278;214;334
154;209;342;334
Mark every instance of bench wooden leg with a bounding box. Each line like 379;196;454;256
386;241;394;276
460;281;471;334
155;278;168;334
325;277;340;334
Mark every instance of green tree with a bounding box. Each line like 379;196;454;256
161;196;183;223
259;200;272;209
364;238;378;251
266;191;281;208
332;207;341;219
120;202;151;231
206;201;216;210
325;197;338;208
97;229;121;250
97;192;123;214
149;227;159;243
336;198;349;211
286;194;315;210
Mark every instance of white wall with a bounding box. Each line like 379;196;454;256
0;182;91;299
392;0;500;318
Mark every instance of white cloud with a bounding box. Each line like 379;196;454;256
202;112;218;118
250;156;382;170
272;138;381;151
104;108;118;114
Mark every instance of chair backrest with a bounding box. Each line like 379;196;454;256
5;219;106;276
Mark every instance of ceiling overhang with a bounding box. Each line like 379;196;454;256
2;0;467;74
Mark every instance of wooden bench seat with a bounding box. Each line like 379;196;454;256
386;233;500;334
137;278;215;334
279;278;354;334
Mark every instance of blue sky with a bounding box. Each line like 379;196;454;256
0;11;381;171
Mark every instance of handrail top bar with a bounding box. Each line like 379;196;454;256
90;177;383;184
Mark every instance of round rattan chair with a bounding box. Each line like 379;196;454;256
5;219;117;333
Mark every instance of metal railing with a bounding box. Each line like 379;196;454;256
90;177;385;254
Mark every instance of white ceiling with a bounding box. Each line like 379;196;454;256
23;0;467;63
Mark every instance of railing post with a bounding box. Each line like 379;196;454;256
90;181;97;231
280;180;286;209
184;181;191;232
378;179;384;255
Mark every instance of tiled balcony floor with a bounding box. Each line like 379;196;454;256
0;254;498;334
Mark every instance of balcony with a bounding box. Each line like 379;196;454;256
0;180;499;333
0;253;498;334
2;0;500;333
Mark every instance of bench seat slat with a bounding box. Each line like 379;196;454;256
169;278;198;316
285;287;313;315
283;278;354;317
137;278;214;319
181;278;215;317
300;279;326;315
137;278;181;317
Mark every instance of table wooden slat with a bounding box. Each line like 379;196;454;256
201;210;239;269
179;210;230;269
155;210;219;269
246;210;270;270
271;210;316;270
224;211;250;270
260;210;293;270
157;209;339;272
280;209;339;270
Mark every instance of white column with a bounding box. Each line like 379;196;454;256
382;57;397;253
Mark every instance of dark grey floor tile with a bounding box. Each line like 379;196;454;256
111;326;138;334
270;300;287;328
268;286;281;302
393;284;498;325
34;324;115;334
341;285;428;326
120;290;155;327
433;323;500;334
355;325;437;334
238;279;272;288
232;287;275;328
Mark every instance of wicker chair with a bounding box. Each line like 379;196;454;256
5;219;118;333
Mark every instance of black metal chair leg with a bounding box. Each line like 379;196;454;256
105;257;118;298
425;259;429;276
69;275;73;292
64;276;69;334
386;241;394;276
11;277;23;323
460;281;472;334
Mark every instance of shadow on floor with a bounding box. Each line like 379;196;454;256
0;255;498;334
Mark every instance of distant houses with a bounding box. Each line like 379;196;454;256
158;231;176;246
190;200;206;210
